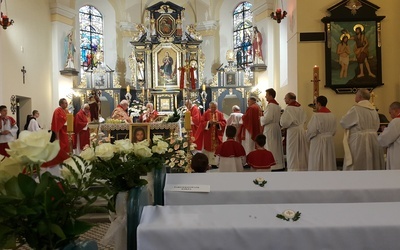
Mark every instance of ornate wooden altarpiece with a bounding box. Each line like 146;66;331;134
129;1;204;115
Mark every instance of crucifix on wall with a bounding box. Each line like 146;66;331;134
21;66;26;84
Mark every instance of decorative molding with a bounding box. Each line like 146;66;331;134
119;21;136;32
196;20;218;31
252;2;271;20
196;20;218;37
50;3;76;19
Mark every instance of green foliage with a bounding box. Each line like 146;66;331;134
90;152;164;195
167;107;181;122
0;156;107;249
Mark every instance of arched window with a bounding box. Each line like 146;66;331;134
233;2;253;70
79;5;103;71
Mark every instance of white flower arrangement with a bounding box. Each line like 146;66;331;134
129;100;146;117
253;177;267;187
276;209;301;221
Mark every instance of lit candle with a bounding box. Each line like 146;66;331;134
147;89;150;99
313;65;319;82
184;110;191;131
202;84;206;91
67;113;74;133
126;85;130;93
142;87;145;97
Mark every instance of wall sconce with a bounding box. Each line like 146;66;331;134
270;0;287;24
0;0;14;30
270;8;287;23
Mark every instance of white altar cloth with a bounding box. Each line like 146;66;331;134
164;170;400;205
138;202;400;250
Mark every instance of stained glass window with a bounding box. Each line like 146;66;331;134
79;5;103;71
233;2;253;70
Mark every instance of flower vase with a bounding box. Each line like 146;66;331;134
100;186;149;250
100;191;128;250
141;171;154;205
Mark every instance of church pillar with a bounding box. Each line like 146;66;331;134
196;20;218;83
50;2;77;109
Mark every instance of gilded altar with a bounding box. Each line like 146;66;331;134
129;1;204;111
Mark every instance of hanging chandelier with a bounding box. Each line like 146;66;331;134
0;0;14;30
270;0;287;24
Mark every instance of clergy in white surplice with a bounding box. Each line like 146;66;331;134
306;96;337;171
280;92;309;171
378;101;400;170
260;88;285;171
340;89;385;171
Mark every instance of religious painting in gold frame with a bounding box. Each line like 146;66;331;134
129;124;151;144
152;43;181;89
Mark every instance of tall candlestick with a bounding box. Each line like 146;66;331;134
313;65;319;82
184;110;191;131
67;113;74;132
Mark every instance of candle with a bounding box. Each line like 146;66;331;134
142;87;145;97
147;89;150;99
313;65;319;82
126;85;130;93
202;84;206;91
67;113;74;132
184;110;191;131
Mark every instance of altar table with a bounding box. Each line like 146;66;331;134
164;170;400;205
137;202;400;250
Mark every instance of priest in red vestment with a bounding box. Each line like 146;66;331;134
186;100;201;138
195;101;226;165
73;103;91;154
42;98;70;168
239;96;262;154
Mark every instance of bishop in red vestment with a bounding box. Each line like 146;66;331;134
195;102;226;164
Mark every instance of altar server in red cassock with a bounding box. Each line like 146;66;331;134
247;134;276;172
0;105;18;157
74;103;91;154
240;96;262;154
215;125;246;172
195;101;226;166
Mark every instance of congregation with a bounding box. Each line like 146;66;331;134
0;87;399;172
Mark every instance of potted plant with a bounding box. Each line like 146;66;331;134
0;130;106;249
79;138;165;249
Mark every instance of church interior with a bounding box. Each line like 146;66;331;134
1;0;399;160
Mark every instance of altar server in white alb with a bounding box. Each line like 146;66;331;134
0;105;18;157
378;101;400;169
306;96;337;171
280;92;308;171
222;105;243;142
260;88;285;171
340;88;384;171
